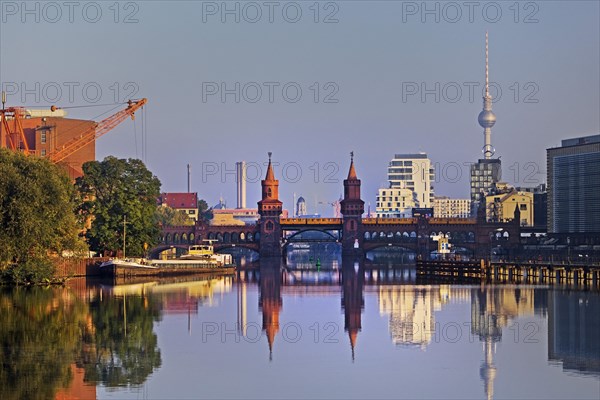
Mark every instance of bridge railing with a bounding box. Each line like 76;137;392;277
280;218;343;225
427;218;477;225
362;218;417;225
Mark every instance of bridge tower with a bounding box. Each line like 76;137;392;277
258;152;283;257
340;152;365;257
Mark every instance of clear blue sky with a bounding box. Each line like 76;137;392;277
2;1;598;214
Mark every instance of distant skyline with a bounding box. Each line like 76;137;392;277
1;1;598;215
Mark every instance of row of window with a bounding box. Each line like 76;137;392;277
390;161;413;167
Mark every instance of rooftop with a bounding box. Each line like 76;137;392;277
392;153;429;159
159;192;198;209
560;134;600;147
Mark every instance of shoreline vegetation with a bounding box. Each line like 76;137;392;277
1;150;164;285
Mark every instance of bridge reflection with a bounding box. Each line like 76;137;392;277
238;259;600;399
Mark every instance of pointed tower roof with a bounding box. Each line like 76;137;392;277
266;324;277;361
265;152;275;181
347;151;358;180
349;329;358;362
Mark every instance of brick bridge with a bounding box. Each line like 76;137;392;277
155;154;521;259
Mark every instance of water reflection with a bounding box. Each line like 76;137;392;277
259;260;282;360
84;290;162;387
341;261;364;360
0;287;94;400
0;263;598;399
549;290;600;376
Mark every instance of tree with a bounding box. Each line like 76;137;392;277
76;157;161;256
198;199;213;222
0;149;85;283
155;205;195;226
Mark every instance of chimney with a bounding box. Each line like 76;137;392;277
236;161;247;209
187;164;191;193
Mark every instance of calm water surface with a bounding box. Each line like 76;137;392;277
1;258;599;399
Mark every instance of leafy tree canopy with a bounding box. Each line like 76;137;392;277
0;149;85;283
155;205;195;226
198;199;213;222
76;157;161;257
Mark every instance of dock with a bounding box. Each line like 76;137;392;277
417;259;600;287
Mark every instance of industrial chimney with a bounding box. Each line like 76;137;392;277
236;161;247;209
187;164;191;193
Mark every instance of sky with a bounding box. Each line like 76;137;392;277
1;0;599;215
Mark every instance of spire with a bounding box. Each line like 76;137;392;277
266;325;276;362
347;151;357;180
478;31;497;159
349;330;358;362
265;152;275;181
485;31;490;99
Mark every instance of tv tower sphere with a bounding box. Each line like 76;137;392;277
478;109;497;128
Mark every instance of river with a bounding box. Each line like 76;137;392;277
0;256;598;399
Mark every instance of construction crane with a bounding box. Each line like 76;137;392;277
46;98;147;163
0;103;33;155
0;98;147;164
318;196;342;218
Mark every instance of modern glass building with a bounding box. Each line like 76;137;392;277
547;134;600;234
469;159;502;203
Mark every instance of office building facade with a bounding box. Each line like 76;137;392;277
547;134;600;235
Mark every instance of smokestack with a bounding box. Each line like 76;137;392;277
187;164;191;193
236;161;247;209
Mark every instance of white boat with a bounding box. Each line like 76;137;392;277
99;258;159;270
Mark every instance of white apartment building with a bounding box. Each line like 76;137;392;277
433;196;472;218
375;188;416;218
387;153;435;208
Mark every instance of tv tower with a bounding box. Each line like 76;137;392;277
478;31;497;159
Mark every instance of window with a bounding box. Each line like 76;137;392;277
520;204;527;210
41;149;46;156
267;188;272;197
40;130;47;144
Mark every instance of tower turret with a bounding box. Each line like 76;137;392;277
258;152;283;257
340;152;365;256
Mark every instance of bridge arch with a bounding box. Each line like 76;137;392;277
285;229;339;242
366;244;417;253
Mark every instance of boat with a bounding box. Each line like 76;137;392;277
99;258;160;277
180;240;233;266
99;240;235;278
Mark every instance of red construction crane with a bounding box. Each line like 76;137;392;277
46;98;147;163
0;106;32;154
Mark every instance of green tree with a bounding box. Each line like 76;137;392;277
0;149;85;283
155;205;195;226
198;199;213;222
76;157;161;256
